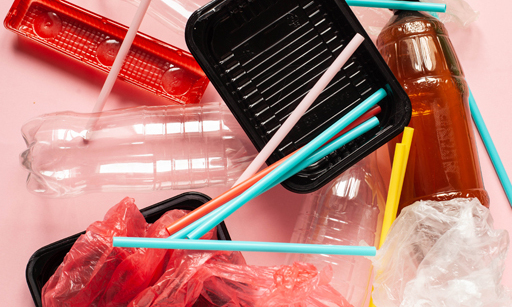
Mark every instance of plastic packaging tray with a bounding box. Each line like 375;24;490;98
25;192;230;307
4;0;209;104
185;0;411;193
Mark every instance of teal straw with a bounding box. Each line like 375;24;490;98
169;116;380;240
113;237;377;256
469;89;512;207
346;0;446;12
271;117;380;188
186;89;387;240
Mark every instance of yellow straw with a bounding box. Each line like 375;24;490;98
370;127;414;307
379;143;405;248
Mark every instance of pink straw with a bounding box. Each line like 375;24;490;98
233;33;365;185
85;0;152;139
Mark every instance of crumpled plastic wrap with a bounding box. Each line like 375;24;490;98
41;197;216;307
352;0;479;38
42;197;147;306
422;0;479;26
42;197;352;306
129;249;353;307
372;198;512;307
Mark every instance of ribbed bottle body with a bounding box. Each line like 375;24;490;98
20;102;252;197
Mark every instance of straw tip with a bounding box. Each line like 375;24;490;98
353;33;365;43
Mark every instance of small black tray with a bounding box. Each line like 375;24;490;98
26;192;231;307
185;0;411;193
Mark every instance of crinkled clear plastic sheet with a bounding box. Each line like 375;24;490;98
351;0;478;40
423;0;479;27
372;198;512;307
123;0;210;34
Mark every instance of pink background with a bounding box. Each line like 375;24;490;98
0;0;511;305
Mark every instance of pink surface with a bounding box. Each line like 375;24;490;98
0;0;511;306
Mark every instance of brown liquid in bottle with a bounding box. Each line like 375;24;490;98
377;10;489;211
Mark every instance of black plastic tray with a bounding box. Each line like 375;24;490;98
185;0;411;193
26;192;231;307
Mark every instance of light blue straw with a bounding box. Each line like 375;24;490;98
469;89;512;207
346;0;446;12
169;116;380;240
113;237;376;256
271;117;380;188
186;89;387;240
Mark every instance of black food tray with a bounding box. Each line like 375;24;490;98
186;0;411;193
26;192;231;307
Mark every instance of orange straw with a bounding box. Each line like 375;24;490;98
166;105;381;235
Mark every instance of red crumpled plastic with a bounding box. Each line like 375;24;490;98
42;197;219;307
42;197;351;307
128;249;353;307
99;209;208;307
42;197;147;306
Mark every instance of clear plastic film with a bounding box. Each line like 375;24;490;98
351;0;479;38
372;198;512;307
20;102;254;197
123;0;210;34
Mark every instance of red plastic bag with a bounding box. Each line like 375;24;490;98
129;249;353;307
99;210;195;307
42;197;147;306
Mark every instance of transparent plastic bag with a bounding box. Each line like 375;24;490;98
372;198;512;307
351;0;479;39
423;0;479;27
124;0;210;34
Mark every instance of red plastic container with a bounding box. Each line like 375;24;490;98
4;0;209;104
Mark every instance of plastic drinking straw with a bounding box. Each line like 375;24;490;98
271;117;380;188
469;90;512;207
84;0;152;139
378;143;405;248
165;105;382;236
113;237;377;256
170;116;381;240
233;34;365;185
369;129;413;307
185;89;386;240
346;0;446;12
378;128;414;248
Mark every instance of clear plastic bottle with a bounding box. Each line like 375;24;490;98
376;8;489;212
20;102;253;197
286;153;387;307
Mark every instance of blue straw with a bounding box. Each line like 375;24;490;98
113;238;377;256
346;0;446;12
469;89;512;207
169;116;380;240
186;89;387;240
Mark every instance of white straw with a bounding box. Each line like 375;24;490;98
84;0;152;139
233;33;365;185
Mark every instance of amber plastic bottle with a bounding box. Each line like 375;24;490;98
376;9;489;211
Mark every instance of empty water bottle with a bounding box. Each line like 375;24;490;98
286;152;387;307
20;102;254;197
